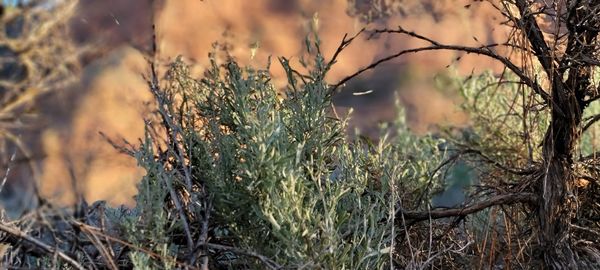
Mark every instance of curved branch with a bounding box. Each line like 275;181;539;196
397;192;538;222
330;41;551;105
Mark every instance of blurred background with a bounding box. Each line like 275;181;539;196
0;0;509;214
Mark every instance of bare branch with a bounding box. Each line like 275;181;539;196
582;113;600;133
324;28;365;78
398;192;538;222
330;30;551;105
188;198;213;267
459;148;537;176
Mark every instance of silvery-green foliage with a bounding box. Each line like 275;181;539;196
118;132;179;269
129;251;152;270
121;36;439;268
194;42;396;268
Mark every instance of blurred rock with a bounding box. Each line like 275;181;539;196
3;0;511;209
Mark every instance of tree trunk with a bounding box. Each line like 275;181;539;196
539;78;584;269
538;156;577;269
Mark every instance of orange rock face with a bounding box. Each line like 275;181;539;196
5;0;513;208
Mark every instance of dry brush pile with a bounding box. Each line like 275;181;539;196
0;0;86;213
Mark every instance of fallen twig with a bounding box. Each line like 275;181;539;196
0;222;84;270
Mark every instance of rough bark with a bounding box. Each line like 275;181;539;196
540;120;578;269
512;0;599;267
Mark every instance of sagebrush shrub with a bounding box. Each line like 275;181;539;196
122;37;446;268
